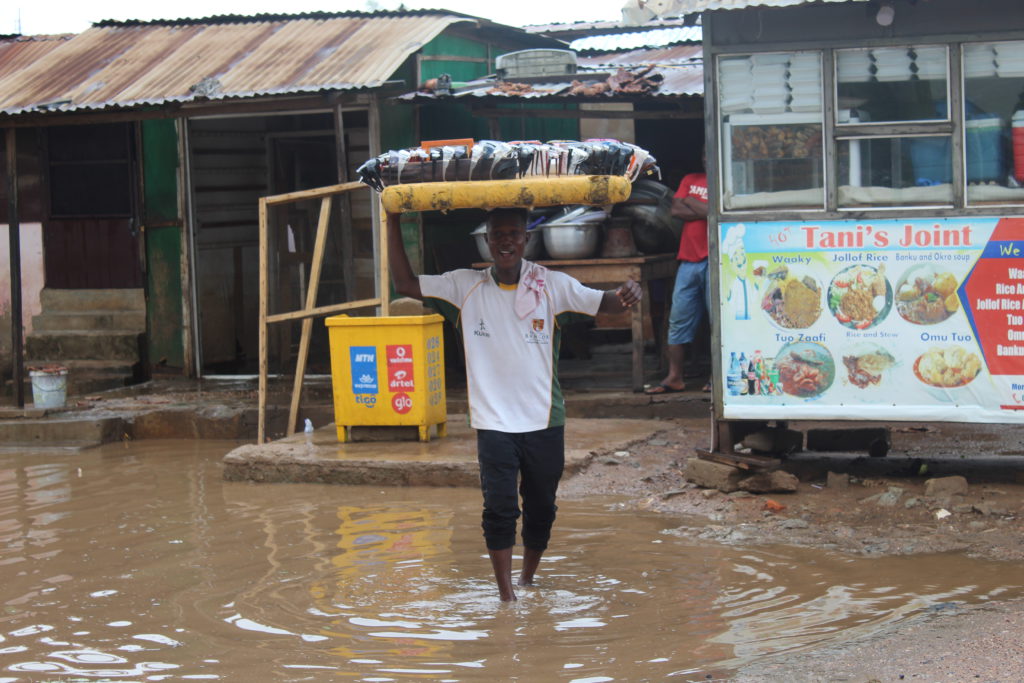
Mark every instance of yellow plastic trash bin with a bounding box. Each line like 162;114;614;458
325;314;447;443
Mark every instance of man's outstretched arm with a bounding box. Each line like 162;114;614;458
386;213;422;300
599;279;642;314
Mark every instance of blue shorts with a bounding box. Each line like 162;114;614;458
667;259;709;345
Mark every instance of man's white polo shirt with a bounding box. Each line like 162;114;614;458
419;263;603;433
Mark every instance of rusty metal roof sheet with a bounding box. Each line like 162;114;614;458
673;0;865;11
0;11;486;116
0;35;72;82
398;58;704;101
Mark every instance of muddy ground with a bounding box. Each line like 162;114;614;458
560;416;1024;681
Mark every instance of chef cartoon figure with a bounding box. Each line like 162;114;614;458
722;223;751;321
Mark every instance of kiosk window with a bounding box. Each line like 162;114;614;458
837;135;954;208
835;47;948;124
835;46;954;209
719;52;824;210
963;40;1024;205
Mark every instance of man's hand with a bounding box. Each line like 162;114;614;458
616;279;642;308
600;279;641;313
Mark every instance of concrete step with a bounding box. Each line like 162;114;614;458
25;331;143;362
15;360;138;398
32;310;146;333
40;288;145;313
0;415;125;448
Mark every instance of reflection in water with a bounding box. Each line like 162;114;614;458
0;440;1021;681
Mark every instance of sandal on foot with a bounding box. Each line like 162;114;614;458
644;383;685;395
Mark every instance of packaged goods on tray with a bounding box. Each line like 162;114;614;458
357;139;659;192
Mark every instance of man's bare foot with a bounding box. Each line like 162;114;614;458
489;547;517;602
518;547;543;587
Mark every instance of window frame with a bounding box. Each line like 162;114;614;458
712;39;1024;218
46;123;135;219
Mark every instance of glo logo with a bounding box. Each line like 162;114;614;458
391;392;413;414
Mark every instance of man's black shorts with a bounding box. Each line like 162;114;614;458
476;425;565;551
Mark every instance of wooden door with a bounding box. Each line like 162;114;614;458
43;123;142;289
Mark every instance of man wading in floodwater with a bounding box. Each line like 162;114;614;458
387;208;641;602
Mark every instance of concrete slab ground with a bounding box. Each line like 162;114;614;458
222;415;662;487
0;373;709;451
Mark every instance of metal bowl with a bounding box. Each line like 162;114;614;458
542;222;601;259
472;223;545;261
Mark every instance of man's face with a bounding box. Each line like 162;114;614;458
486;215;527;270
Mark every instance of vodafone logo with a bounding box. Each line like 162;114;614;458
392;392;413;414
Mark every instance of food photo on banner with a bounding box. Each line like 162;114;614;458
717;217;1024;422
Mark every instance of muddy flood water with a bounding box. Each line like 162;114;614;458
2;440;1022;682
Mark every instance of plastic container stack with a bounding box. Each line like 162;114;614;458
871;47;913;81
964;44;997;78
719;57;754;114
1013;111;1024;183
995;42;1024;78
911;46;946;80
837;49;874;83
750;53;790;114
965;116;1005;182
788;53;822;113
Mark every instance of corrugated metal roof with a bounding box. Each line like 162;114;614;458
0;35;72;82
398;56;704;100
570;26;702;53
524;17;693;36
0;12;485;116
673;0;865;11
578;44;703;67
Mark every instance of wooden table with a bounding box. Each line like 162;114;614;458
475;254;678;391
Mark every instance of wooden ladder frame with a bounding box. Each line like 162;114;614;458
257;182;391;444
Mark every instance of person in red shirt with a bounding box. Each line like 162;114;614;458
646;152;709;394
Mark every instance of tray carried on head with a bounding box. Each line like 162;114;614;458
380;174;631;213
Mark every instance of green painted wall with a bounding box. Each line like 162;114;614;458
497;102;579;141
142;119;179;222
141;119;185;370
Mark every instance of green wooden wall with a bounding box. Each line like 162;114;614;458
141;119;185;370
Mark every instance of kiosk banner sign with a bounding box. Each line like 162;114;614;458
718;217;1024;422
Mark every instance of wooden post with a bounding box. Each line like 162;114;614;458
368;95;383;314
255;182;385;443
5;128;24;408
257;197;269;444
286;196;332;436
333;102;356;301
631;290;644;392
379;198;390;316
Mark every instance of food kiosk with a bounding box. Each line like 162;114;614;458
698;0;1024;450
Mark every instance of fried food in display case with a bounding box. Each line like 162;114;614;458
731;124;823;160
